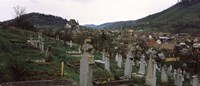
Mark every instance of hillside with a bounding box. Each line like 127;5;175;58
1;12;68;29
89;0;200;34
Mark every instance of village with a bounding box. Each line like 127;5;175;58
0;18;199;86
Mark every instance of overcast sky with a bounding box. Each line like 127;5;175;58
0;0;177;25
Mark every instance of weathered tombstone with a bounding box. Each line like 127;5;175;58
101;49;106;61
41;42;44;53
191;75;199;86
124;51;133;78
56;35;59;40
115;53;119;63
105;57;110;73
135;59;139;67
78;46;81;53
186;72;190;79
138;54;146;75
161;65;168;85
80;38;94;86
177;68;184;86
145;54;157;86
117;54;122;68
70;40;73;48
44;47;49;62
173;69;178;85
167;65;173;76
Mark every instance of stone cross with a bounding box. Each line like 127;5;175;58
138;54;146;75
124;51;133;78
80;38;94;86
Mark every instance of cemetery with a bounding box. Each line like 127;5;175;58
0;1;200;85
0;24;199;86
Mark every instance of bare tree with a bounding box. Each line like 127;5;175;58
13;6;34;30
13;6;26;18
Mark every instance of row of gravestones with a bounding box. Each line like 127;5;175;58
29;32;44;53
79;40;199;86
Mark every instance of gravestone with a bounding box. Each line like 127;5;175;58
105;57;110;73
44;47;49;62
167;65;173;76
177;69;184;86
41;42;44;53
102;49;106;61
115;53;119;63
124;51;133;78
191;75;199;86
78;46;81;53
173;69;178;85
56;35;59;40
70;40;73;48
80;38;94;86
145;54;157;86
186;72;190;79
138;54;146;75
161;65;168;85
117;54;122;68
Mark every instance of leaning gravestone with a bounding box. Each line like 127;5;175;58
124;51;133;79
44;47;49;62
138;54;146;75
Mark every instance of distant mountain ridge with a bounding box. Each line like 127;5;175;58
85;0;200;34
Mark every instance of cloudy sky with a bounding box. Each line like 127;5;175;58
0;0;177;25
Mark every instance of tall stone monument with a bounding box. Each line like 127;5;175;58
80;38;94;86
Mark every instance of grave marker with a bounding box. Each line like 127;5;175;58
138;54;146;75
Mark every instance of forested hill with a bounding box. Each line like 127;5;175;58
1;12;68;29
